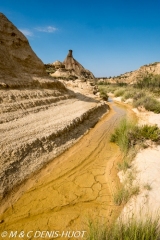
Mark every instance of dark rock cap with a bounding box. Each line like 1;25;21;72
63;50;95;79
67;50;73;57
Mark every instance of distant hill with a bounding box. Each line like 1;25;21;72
97;62;160;84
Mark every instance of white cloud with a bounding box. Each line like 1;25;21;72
19;29;33;37
35;26;57;33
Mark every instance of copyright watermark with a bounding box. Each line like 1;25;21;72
1;230;87;238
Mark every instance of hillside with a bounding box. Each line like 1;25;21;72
0;13;108;200
97;62;160;84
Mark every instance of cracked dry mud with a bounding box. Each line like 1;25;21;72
0;102;136;239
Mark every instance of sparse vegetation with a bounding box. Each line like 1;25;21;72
133;95;160;113
85;216;160;240
98;85;118;95
98;87;109;101
113;185;139;205
123;89;137;99
114;88;125;97
111;119;160;204
117;147;137;171
110;119;136;155
97;77;160;113
144;184;152;191
110;119;160;155
116;81;127;86
134;74;160;94
98;81;110;85
86;219;108;240
93;73;160;240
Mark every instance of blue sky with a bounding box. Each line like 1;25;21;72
1;0;160;77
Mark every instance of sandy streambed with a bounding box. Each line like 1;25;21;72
0;102;136;239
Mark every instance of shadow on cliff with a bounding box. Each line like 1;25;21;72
67;89;99;103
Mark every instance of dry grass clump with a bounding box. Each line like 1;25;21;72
98;82;160;113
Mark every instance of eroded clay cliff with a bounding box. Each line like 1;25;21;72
0;13;108;200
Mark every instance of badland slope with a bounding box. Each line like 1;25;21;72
0;13;108;200
0;12;48;88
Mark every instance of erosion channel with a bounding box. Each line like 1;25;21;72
0;101;136;239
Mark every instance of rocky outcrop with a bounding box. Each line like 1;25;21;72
53;60;65;69
63;50;95;79
46;50;95;80
45;50;97;94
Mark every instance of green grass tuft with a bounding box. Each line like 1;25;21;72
85;216;160;240
110;119;136;155
113;186;139;205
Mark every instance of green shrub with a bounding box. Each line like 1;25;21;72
132;91;146;101
114;88;125;97
98;81;105;85
132;125;160;142
123;92;133;100
99;88;108;101
98;85;117;94
134;74;160;94
133;95;160;113
110;119;160;155
98;81;110;85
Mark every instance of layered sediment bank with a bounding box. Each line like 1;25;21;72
0;102;136;238
0;89;108;200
